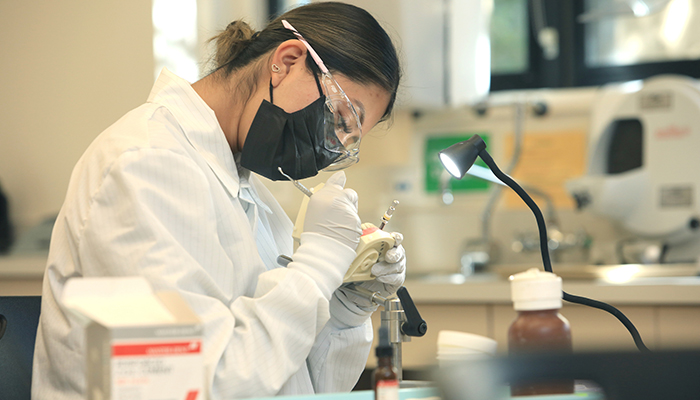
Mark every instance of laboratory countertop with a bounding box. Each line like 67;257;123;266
404;263;700;306
2;256;700;305
0;255;47;278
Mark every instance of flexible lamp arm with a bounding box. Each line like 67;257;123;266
477;150;552;273
440;135;649;352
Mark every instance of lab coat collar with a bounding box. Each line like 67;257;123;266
146;68;271;215
235;155;272;215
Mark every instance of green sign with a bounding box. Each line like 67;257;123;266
424;134;490;193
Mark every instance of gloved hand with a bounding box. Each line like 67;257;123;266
303;171;362;250
336;233;407;312
290;171;362;302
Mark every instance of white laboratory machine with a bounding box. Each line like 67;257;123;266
568;75;700;263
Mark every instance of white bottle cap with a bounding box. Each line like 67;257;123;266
509;268;562;311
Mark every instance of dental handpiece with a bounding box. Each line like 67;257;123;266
379;200;399;230
278;167;313;197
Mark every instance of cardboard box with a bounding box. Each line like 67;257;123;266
62;277;204;400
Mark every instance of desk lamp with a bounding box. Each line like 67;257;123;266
439;134;649;352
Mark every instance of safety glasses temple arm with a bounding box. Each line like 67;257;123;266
282;20;329;74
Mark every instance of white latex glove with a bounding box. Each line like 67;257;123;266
336;232;407;312
303;171;362;250
289;172;362;301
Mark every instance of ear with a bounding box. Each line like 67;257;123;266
269;39;308;88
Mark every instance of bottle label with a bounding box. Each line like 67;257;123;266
376;380;399;400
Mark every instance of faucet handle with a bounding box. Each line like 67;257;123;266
396;287;427;337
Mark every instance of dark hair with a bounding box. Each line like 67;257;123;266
209;2;401;119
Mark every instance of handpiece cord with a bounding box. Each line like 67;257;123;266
479;150;650;352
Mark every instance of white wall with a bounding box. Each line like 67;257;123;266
0;1;625;272
0;0;154;232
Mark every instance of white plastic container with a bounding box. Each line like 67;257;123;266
437;330;497;367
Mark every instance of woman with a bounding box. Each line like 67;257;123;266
32;2;405;399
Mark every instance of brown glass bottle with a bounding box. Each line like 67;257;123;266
508;309;574;396
508;268;574;397
373;326;398;400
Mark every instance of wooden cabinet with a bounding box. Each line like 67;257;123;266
367;304;490;368
0;256;45;296
369;302;700;368
658;307;700;350
493;304;656;352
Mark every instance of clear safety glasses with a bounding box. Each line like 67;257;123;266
282;20;363;170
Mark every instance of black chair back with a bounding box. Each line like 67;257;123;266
0;296;42;399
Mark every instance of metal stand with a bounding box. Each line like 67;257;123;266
346;286;427;381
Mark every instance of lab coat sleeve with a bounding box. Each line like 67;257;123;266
77;148;355;399
306;291;374;392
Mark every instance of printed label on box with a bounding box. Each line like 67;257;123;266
111;339;203;400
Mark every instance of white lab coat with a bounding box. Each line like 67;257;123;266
32;69;374;400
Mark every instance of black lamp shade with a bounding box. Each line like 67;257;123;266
438;135;487;179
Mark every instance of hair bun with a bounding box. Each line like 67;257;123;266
225;20;255;38
212;20;256;68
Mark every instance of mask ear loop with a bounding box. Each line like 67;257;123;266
269;69;322;105
269;79;274;104
312;70;323;97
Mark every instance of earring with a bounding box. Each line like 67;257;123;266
271;64;281;73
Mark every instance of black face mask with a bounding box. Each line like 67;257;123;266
240;75;340;181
